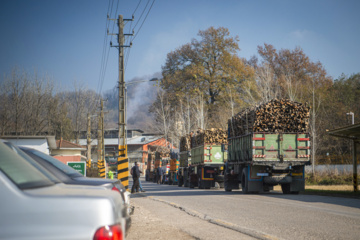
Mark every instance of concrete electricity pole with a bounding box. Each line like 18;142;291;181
110;14;133;189
97;99;106;178
87;113;92;169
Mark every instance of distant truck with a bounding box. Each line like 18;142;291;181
178;151;191;187
145;152;156;182
178;129;227;189
168;152;179;185
189;143;226;188
225;99;311;194
161;158;170;184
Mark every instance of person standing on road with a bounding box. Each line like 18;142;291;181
157;166;163;184
138;163;146;192
131;162;140;193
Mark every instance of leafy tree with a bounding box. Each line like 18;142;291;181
161;26;254;127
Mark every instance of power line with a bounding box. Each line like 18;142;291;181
97;0;120;97
132;0;155;41
125;0;156;69
133;0;143;15
96;0;114;97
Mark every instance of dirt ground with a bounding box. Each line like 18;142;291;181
126;195;195;240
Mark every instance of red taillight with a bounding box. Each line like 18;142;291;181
112;186;120;193
93;224;123;240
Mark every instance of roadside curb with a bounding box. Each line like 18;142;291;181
147;196;280;240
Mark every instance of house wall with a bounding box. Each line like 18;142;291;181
52;155;82;164
51;149;82;156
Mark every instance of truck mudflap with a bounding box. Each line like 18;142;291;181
224;174;240;191
264;175;292;185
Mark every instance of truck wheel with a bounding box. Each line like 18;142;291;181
178;177;183;187
241;169;249;194
281;183;291;194
198;178;203;189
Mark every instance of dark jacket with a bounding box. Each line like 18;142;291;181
131;165;140;178
157;166;163;176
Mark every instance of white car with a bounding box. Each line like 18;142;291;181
0;141;126;240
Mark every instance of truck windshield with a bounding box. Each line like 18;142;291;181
0;142;54;190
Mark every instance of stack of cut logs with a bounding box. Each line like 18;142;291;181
156;146;170;158
180;133;192;152
191;128;228;148
228;98;310;137
148;145;170;158
148;151;156;161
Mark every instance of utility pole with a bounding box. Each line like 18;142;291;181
110;14;133;189
87;113;91;169
97;99;106;178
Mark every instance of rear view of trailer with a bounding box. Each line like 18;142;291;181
226;98;311;194
228;132;310;193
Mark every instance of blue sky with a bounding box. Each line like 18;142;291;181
1;0;359;94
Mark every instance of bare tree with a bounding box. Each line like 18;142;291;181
149;87;173;141
58;82;98;143
255;64;279;102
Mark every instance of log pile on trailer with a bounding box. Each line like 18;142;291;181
228;98;310;137
149;145;170;158
155;146;170;158
191;128;228;147
180;134;192;151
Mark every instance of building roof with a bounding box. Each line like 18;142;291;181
77;135;163;146
1;135;57;149
327;123;360;141
56;139;86;150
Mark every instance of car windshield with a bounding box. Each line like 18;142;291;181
22;148;83;178
0;142;54;189
3;142;61;183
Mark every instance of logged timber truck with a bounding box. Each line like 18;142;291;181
225;99;311;194
178;152;191;187
168;152;179;185
178;134;192;187
145;151;156;182
188;129;227;189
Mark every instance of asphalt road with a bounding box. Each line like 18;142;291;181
130;177;360;240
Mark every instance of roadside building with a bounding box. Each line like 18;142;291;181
51;139;86;164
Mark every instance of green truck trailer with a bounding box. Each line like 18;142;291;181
189;144;227;189
178;151;191;187
226;132;311;194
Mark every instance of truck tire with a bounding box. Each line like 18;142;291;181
198;177;203;189
178;176;183;187
224;176;232;192
241;169;249;194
